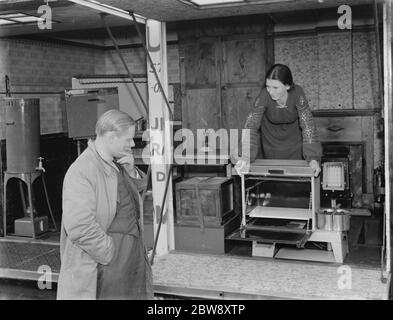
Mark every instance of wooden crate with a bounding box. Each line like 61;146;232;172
175;176;234;226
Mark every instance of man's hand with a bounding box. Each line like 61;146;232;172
116;152;140;178
116;151;135;166
309;159;321;177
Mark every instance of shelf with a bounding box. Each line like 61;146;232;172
248;206;311;221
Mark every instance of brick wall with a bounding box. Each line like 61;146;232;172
9;39;104;91
0;38;105;138
0;39;105;235
0;38;181;137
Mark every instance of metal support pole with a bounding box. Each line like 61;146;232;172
241;174;246;228
101;13;149;117
150;164;173;265
26;175;36;239
383;0;392;277
374;0;384;116
3;179;7;237
41;174;58;231
140;165;152;229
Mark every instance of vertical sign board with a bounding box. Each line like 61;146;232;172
147;20;175;255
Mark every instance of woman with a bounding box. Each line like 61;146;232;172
236;64;322;176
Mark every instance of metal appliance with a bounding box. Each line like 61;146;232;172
320;145;352;208
2;98;57;238
227;159;348;263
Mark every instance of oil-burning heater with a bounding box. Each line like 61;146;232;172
2;98;56;238
227;159;348;263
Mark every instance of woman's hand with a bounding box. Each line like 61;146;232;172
309;159;321;177
235;159;250;175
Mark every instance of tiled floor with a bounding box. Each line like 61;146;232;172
0;235;60;300
0;239;60;274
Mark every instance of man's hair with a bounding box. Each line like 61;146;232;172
95;109;135;137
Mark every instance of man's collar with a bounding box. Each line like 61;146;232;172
87;139;119;176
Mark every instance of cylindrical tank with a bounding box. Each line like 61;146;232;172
333;209;351;232
3;98;40;173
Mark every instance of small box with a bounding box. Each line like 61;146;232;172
175;176;234;226
65;88;119;139
14;216;48;237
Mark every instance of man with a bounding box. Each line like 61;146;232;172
57;109;153;300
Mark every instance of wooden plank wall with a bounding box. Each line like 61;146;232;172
275;28;381;208
178;15;274;152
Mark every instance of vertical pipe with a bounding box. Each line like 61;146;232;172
3;178;6;237
0;112;3;236
350;25;354;110
150;164;173;265
383;0;392;276
374;0;384;117
41;174;58;231
140;165;152;229
101;14;148;117
26;176;35;238
311;176;315;230
241;174;246;228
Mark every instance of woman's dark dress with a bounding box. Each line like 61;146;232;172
96;167;153;300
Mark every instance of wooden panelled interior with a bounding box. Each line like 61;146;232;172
178;15;274;151
0;2;385;248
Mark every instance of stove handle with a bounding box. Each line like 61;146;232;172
268;169;285;175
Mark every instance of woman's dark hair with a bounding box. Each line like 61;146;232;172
265;64;294;90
